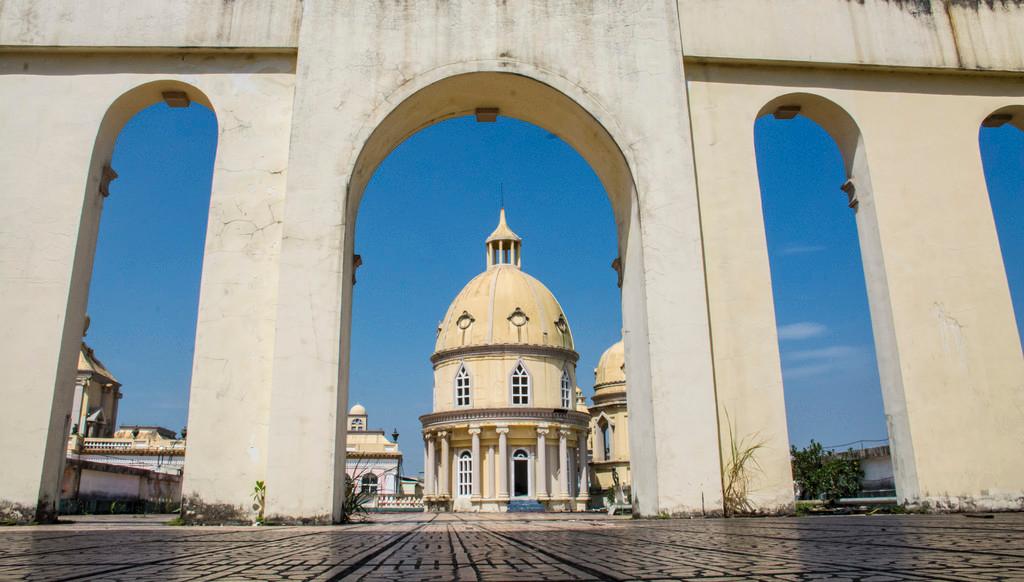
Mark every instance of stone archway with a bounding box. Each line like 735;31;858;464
261;68;722;522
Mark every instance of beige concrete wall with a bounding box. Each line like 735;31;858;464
0;52;294;522
678;0;1024;73
0;0;301;49
265;0;721;520
688;62;1024;511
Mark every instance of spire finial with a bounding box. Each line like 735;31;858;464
486;205;522;269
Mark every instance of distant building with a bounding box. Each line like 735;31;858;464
420;211;590;512
345;404;402;496
61;342;185;512
837;445;895;497
71;342;122;438
589;339;631;495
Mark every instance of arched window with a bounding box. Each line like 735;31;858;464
350;418;364;431
454;364;471;407
600;421;612;460
457;451;473;496
360;473;378;494
510;361;530;405
560;368;572;409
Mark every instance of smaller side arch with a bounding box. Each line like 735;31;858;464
754;92;914;504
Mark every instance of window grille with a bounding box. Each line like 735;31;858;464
361;473;378;494
457;451;473;496
560;368;572;409
511;362;530;405
455;364;471;407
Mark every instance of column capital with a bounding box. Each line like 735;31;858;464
468;425;482;436
558;428;572;438
437;430;449;440
536;423;549;436
495;425;510;435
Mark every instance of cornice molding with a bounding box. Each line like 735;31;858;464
431;343;579;365
420;407;590;430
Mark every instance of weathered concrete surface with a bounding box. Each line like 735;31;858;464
688;62;1024;512
679;0;1024;72
0;0;301;49
265;0;721;521
0;52;294;522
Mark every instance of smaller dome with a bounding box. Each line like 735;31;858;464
594;339;625;388
348;403;366;416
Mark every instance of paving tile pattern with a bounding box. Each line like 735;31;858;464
1;512;1023;581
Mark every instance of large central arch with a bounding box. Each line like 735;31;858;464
262;67;722;522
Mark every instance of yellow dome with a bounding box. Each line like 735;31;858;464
348;403;366;416
434;210;574;355
435;265;574;353
594;339;625;388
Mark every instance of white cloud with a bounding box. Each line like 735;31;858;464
779;244;827;256
784;363;835;380
786;345;859;361
777;322;828;341
781;344;864;379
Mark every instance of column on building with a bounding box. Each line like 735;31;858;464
424;433;435;497
558;428;570;499
469;425;481;501
577;428;589;500
487;444;496;499
536;425;549;499
496;425;509;499
439;431;450;498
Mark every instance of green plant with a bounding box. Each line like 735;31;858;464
251;480;266;525
340;475;372;523
722;412;766;516
165;516;186;526
791;440;863;505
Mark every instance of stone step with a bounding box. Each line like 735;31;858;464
507;499;546;513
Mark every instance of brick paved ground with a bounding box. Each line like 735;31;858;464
2;511;1024;581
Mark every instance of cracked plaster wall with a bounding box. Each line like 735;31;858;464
687;62;1024;510
0;52;294;520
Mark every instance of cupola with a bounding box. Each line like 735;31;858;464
486;208;522;268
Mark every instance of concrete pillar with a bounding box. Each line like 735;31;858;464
439;431;450;498
855;104;1024;510
487;444;495;499
577;429;590;499
424;433;434;498
558;428;570;499
469;425;481;500
496;426;509;500
536;425;549;500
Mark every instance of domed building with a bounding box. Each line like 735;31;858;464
589;339;631;493
420;210;591;512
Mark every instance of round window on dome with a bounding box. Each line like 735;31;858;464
456;311;475;330
508;307;529;327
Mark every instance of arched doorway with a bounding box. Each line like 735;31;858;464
512;449;530;498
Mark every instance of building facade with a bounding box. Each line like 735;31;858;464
345;404;402;497
71;343;122;439
421;211;590;512
589;339;631;496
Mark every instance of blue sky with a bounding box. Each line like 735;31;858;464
87;103;1022;477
